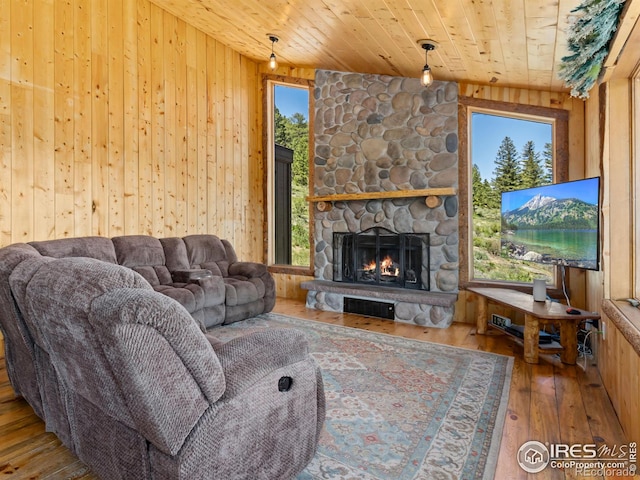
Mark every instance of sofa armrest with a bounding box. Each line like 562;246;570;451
227;261;276;312
171;269;213;283
228;261;268;278
211;328;309;400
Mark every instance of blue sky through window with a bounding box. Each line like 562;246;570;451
471;113;552;181
275;85;309;120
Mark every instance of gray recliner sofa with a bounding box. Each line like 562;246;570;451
3;254;325;479
25;234;275;329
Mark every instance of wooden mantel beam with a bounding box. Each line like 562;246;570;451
306;187;457;203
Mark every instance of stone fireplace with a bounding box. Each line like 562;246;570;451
302;70;459;328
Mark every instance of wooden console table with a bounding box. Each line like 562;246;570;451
468;287;600;365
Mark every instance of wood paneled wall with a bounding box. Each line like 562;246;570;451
0;0;263;261
589;55;640;443
598;302;640;444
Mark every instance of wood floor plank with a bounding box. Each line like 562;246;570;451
527;363;562;480
554;366;602;480
575;361;633;480
0;417;47;458
495;356;531;480
44;460;93;479
0;383;18;398
0;298;634;480
3;441;80;479
0;401;38;428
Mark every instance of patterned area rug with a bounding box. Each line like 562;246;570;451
212;313;513;480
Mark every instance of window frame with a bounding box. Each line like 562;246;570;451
458;96;569;293
262;74;314;275
633;67;640;299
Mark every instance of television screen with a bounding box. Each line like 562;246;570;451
500;177;600;270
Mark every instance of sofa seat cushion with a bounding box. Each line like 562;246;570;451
197;261;228;277
154;284;205;315
131;266;173;286
223;276;265;306
197;277;226;306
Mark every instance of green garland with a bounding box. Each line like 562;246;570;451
558;0;626;99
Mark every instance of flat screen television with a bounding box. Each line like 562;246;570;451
500;177;600;270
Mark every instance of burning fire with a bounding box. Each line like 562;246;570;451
363;255;399;277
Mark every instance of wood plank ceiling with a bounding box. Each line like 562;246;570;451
149;0;582;92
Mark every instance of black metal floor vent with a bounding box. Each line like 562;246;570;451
344;297;394;320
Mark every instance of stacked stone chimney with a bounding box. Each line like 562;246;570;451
306;70;459;327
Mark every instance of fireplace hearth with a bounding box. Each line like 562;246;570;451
333;227;430;290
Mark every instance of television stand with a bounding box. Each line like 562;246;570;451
468;287;600;365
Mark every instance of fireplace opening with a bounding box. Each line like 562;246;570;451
333;227;430;290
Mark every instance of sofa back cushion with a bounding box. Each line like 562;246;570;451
159;237;191;271
112;235;173;286
29;236;117;264
182;234;237;277
9;257;153;431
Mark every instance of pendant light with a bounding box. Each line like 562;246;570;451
417;39;438;87
268;34;279;70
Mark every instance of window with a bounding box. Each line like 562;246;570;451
458;97;569;289
264;76;313;270
471;112;553;282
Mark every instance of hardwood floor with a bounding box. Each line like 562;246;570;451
0;298;634;479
